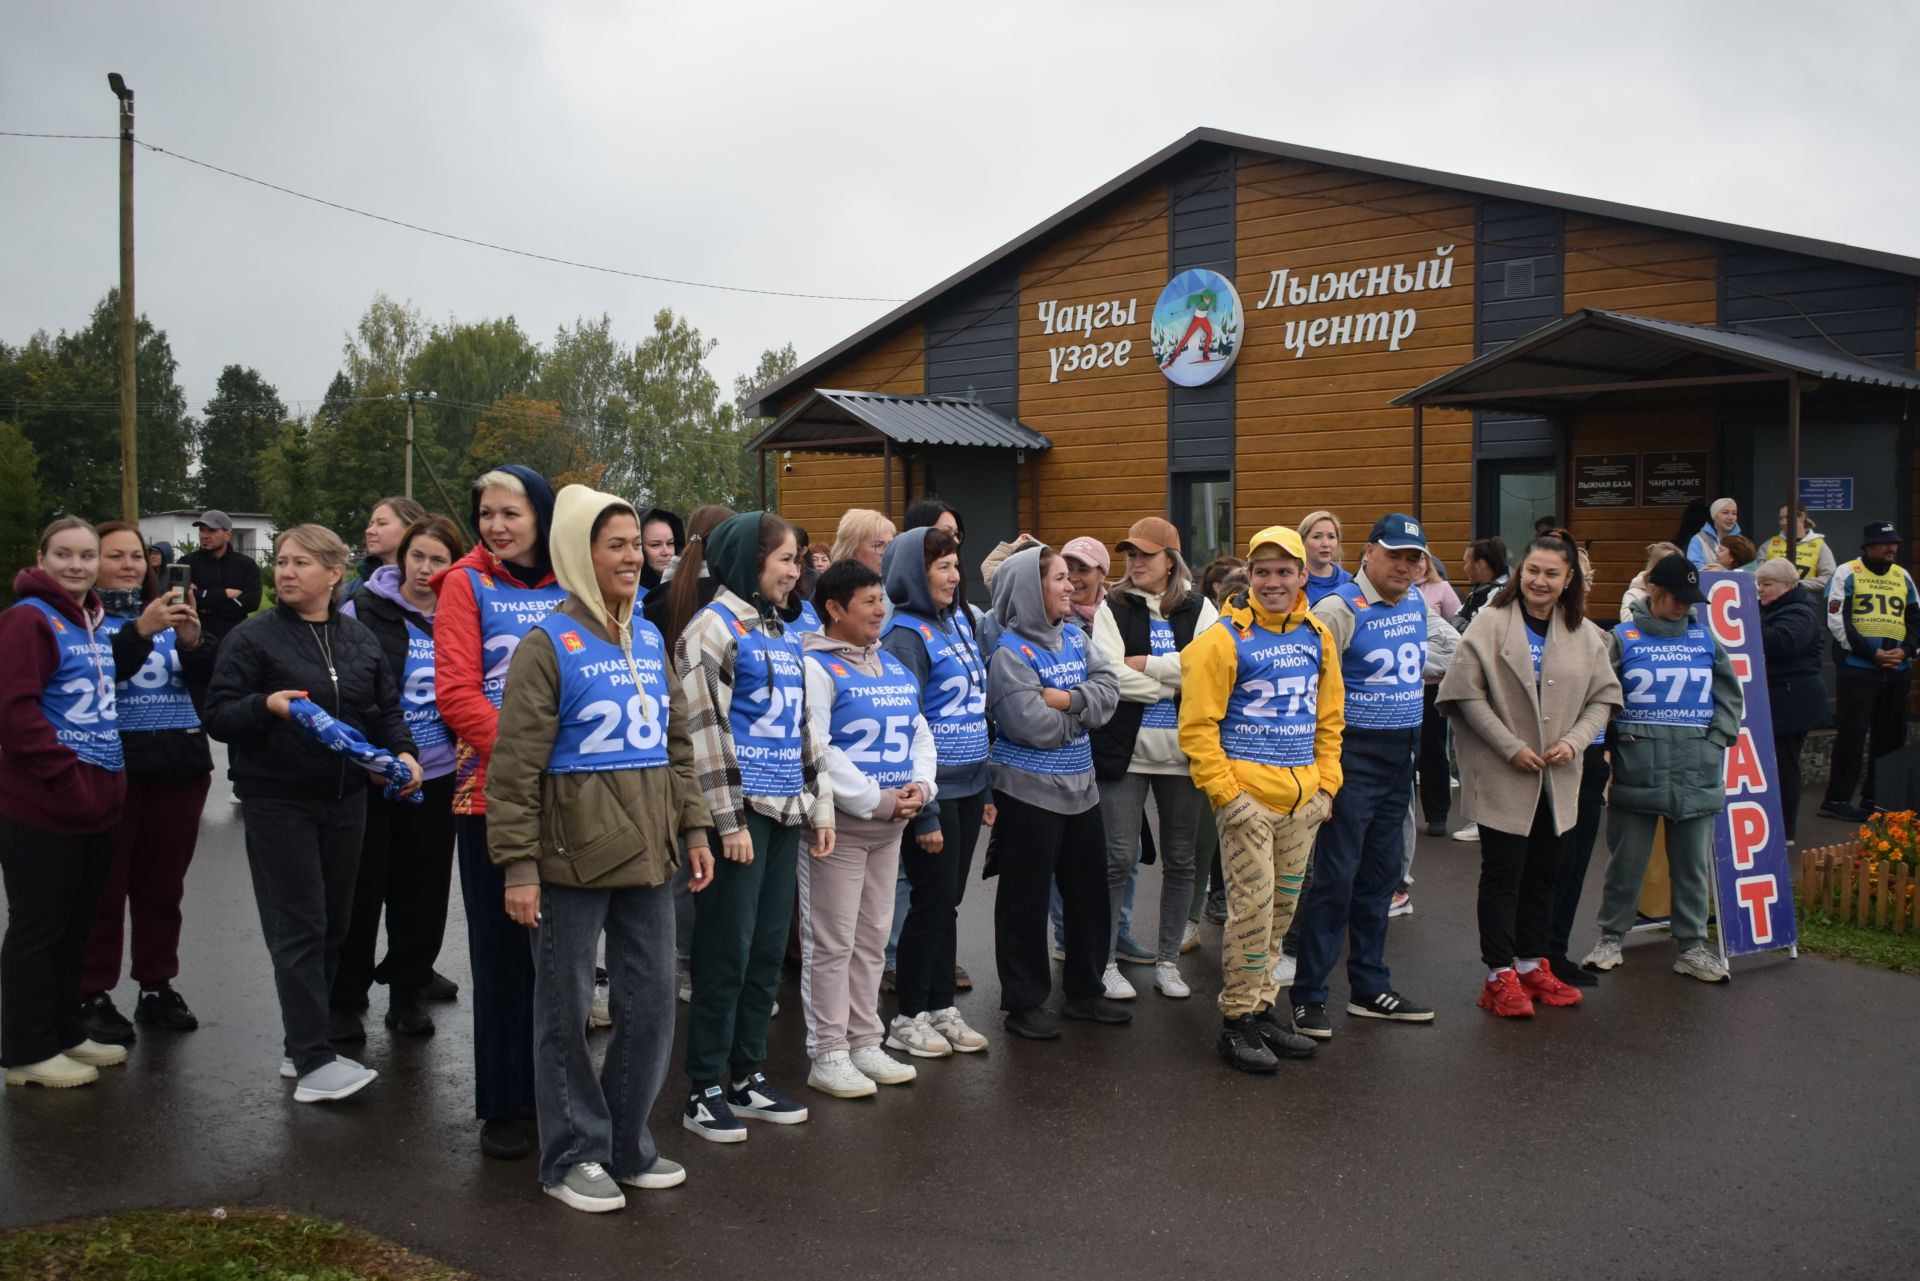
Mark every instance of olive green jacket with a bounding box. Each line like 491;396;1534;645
1604;600;1743;820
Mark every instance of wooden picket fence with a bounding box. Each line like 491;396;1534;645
1797;842;1918;933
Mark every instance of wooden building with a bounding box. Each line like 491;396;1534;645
742;128;1920;596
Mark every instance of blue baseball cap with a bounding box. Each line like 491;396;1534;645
1367;513;1428;552
1862;521;1900;547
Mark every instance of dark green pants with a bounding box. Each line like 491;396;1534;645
684;811;800;1088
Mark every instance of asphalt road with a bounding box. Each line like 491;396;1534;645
2;774;1912;1281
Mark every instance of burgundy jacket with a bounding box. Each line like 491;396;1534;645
0;568;127;833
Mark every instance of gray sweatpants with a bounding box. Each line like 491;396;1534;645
1596;810;1716;951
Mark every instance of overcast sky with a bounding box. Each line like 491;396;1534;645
4;1;1916;418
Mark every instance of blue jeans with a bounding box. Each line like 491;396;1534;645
1291;727;1418;1006
531;879;676;1189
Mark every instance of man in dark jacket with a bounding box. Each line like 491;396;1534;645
182;511;262;644
1757;559;1830;841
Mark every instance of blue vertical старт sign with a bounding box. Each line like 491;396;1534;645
1702;573;1798;956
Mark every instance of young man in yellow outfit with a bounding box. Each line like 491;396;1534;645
1179;526;1344;1073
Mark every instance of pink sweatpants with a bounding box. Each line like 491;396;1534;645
798;814;904;1057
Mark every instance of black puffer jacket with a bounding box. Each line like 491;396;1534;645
1761;586;1832;735
203;601;415;801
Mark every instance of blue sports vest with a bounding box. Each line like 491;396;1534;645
705;602;805;797
812;650;920;788
537;614;672;774
99;615;199;733
399;619;449;754
989;628;1093;776
890;609;988;766
1139;618;1180;730
1337;590;1427;730
1218;618;1322;768
16;598;123;771
467;568;569;710
1304;566;1355;607
787;601;823;635
1614;621;1714;727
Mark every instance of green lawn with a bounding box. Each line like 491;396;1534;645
1795;909;1920;977
0;1209;467;1281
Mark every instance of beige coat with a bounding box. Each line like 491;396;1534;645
1436;604;1621;837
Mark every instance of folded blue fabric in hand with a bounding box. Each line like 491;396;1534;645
288;697;421;804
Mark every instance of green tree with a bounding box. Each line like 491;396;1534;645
535;314;631;471
462;394;601;490
197;365;286;512
312;395;407;537
258;416;319;531
342;293;427;392
622;309;767;514
408;317;542;468
0;421;42;602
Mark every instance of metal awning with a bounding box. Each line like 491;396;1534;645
746;389;1052;455
1395;308;1920;413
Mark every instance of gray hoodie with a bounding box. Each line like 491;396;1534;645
984;545;1120;813
881;527;992;830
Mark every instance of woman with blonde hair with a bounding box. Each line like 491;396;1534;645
1619;542;1682;621
831;509;896;573
1298;511;1355;606
204;524;421;1101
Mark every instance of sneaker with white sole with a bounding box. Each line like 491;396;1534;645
5;1053;98;1088
1102;962;1137;1001
546;1161;625;1213
677;972;692;1003
279;1057;297;1080
1388;891;1413;918
1271;953;1297;987
293;1057;378;1104
807;1051;877;1098
1153;961;1190;999
1583;932;1624;971
1346;991;1435;1023
929;1007;988;1053
617;1156;686;1190
1451;823;1481;842
683;1086;747;1143
62;1038;128;1068
727;1073;809;1124
1181;921;1202;953
849;1044;916;1085
588;979;612;1029
1673;945;1730;983
885;1012;953;1059
1049;942;1067;963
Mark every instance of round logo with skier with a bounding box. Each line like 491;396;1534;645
1152;268;1243;388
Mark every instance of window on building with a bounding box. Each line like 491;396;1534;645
1176;472;1234;569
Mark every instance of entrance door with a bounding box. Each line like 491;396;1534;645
1477;459;1557;553
1175;471;1234;568
918;450;1017;600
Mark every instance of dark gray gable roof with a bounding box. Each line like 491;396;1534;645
745;389;1051;453
742;127;1920;418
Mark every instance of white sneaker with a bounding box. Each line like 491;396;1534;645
770;1000;780;1018
1674;945;1730;983
62;1038;128;1068
293;1057;377;1104
929;1007;988;1053
1451;823;1481;842
1180;921;1201;953
588;980;612;1029
1153;961;1191;999
677;972;692;1003
1102;962;1137;1001
5;1053;98;1089
1583;932;1624;971
885;1012;954;1058
849;1044;917;1086
1049;942;1067;963
807;1050;877;1098
1271;953;1297;986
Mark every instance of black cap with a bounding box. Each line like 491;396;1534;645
1647;552;1705;605
1862;521;1900;548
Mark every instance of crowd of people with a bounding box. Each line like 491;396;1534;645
2;467;1913;1216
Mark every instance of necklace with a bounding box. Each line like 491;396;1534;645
309;621;337;683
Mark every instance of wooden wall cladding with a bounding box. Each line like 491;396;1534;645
1232;158;1476;569
1563;215;1717;323
1015;184;1170;553
773;324;924;539
1564;391;1717;603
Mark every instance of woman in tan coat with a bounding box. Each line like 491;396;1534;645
1436;531;1620;1020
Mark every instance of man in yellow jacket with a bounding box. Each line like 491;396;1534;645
1180;526;1344;1074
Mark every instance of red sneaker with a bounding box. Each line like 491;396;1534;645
1477;969;1535;1018
1518;958;1583;1008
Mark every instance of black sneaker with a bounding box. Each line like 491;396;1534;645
727;1073;809;1125
134;984;199;1031
1818;799;1871;822
326;1006;366;1044
384;987;435;1036
1425;820;1448;837
1005;1007;1061;1040
1203;894;1228;925
1546;953;1599;988
78;993;137;1045
418;970;459;1002
683;1087;747;1143
1292;1003;1333;1040
1218;1016;1279;1074
1061;996;1133;1024
1252;1006;1318;1058
1348;991;1436;1023
479;1116;530;1160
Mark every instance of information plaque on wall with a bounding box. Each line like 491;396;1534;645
1642;451;1709;507
1573;454;1639;508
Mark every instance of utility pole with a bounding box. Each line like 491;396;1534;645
390;389;435;500
108;72;138;523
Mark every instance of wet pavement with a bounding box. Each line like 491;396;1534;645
2;774;1913;1281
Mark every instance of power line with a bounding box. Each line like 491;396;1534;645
0;130;119;140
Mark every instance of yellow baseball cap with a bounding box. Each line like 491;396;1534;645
1246;525;1305;563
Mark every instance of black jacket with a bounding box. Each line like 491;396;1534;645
182;547;263;639
1761;587;1832;735
348;586;428;684
202;601;415;801
1089;587;1203;780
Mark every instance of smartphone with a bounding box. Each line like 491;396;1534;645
165;562;192;603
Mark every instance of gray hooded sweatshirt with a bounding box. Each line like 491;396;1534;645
984;545;1120;814
881;526;991;833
